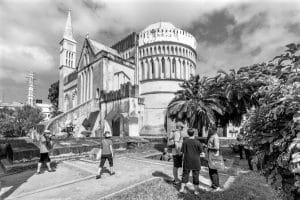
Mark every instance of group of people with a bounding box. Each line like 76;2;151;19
168;122;221;194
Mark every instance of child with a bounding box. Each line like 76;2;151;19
160;148;172;161
96;131;115;179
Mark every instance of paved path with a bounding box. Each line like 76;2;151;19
1;156;230;200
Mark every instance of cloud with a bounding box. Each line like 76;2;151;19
1;0;300;102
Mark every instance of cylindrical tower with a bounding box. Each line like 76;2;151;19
138;22;197;136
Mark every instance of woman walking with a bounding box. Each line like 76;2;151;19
179;128;203;195
207;127;221;191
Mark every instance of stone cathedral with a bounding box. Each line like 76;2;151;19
48;11;197;137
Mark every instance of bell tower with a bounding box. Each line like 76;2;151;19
58;10;77;112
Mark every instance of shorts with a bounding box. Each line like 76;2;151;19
173;154;182;168
39;153;50;163
100;154;113;167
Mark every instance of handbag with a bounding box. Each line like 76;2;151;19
208;150;225;170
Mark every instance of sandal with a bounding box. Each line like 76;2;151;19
110;172;115;176
96;175;101;179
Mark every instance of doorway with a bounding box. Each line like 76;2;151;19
112;118;121;136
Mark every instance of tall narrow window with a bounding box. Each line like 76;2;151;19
151;59;155;78
172;58;176;73
141;62;145;80
161;57;165;74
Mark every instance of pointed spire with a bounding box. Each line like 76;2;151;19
63;10;76;43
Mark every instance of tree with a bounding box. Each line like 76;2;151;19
0;105;44;137
242;43;300;198
167;75;225;136
48;81;60;117
0;107;15;137
14;105;45;136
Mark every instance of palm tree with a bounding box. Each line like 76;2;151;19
167;75;225;136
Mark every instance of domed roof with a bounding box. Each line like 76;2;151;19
142;22;176;32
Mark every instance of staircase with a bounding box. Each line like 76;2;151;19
47;99;99;136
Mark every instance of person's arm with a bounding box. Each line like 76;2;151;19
110;144;114;157
96;141;103;160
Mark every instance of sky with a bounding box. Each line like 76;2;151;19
0;0;300;103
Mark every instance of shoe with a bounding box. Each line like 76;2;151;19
212;187;222;192
47;169;55;172
179;189;187;194
194;190;199;195
96;175;101;179
110;172;115;176
171;179;181;185
36;172;41;175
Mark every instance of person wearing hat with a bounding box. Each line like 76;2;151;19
36;130;54;174
96;131;115;179
169;121;185;184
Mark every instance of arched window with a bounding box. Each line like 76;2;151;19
172;58;176;73
171;46;174;54
161;57;165;74
158;46;161;54
162;46;165;54
96;88;100;99
151;59;155;77
141;62;145;80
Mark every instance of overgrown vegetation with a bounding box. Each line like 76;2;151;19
167;43;300;199
0;105;44;137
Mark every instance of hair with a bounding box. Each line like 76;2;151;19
207;126;217;141
187;128;194;137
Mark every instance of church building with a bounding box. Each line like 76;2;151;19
48;11;197;137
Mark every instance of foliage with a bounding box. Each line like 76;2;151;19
167;43;300;198
0;105;44;137
48;81;60;117
242;43;300;199
167;75;225;134
0;107;15;137
167;65;262;135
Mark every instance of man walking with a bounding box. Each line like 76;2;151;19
36;130;54;174
179;128;203;195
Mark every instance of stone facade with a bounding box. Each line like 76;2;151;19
48;13;197;137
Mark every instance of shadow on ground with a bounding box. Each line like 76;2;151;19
0;161;58;199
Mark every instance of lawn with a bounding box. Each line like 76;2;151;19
103;172;280;200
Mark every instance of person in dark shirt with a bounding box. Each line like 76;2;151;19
179;128;203;195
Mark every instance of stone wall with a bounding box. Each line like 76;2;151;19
47;99;98;136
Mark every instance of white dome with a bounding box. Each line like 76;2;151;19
142;22;176;32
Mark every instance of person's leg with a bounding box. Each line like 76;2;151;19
108;155;115;175
36;162;42;173
192;170;200;194
173;167;179;182
208;168;214;187
97;156;105;179
172;155;181;182
209;168;220;188
245;149;253;170
179;168;189;193
45;153;53;171
238;145;244;159
37;153;44;174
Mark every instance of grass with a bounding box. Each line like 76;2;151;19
103;172;280;200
